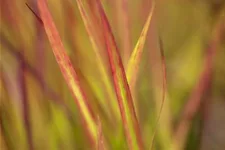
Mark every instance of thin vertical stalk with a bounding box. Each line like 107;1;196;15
96;0;144;149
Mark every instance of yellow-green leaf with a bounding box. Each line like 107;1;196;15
126;1;155;89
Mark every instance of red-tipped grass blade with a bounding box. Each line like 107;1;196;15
95;0;144;149
37;0;99;146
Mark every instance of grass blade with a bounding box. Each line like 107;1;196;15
75;0;119;120
149;38;167;150
0;33;71;116
173;17;224;150
116;0;131;66
37;0;98;146
126;1;155;89
97;116;105;150
96;0;144;149
18;55;34;150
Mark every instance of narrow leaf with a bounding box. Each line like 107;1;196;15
0;33;70;116
97;116;105;150
116;0;131;66
96;0;144;149
75;0;119;119
26;3;43;25
18;57;34;150
37;0;98;146
126;1;155;89
150;38;167;150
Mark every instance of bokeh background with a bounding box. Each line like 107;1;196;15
0;0;225;150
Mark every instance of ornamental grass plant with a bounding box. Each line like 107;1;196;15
0;0;225;150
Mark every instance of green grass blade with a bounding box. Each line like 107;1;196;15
75;0;119;120
95;0;144;149
126;1;155;89
149;38;167;150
